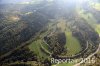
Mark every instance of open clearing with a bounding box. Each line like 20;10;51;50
64;29;81;56
29;40;49;60
56;19;81;56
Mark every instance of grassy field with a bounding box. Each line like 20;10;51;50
29;40;49;60
90;1;100;11
95;24;100;34
83;1;100;34
78;9;96;27
56;19;81;56
64;29;81;56
52;63;73;66
78;8;100;35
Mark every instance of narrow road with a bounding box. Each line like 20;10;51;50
74;39;100;66
0;30;42;60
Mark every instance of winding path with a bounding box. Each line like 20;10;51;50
74;35;100;66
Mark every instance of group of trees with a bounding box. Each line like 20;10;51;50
0;3;53;65
0;47;37;63
71;19;99;58
0;46;51;66
0;10;49;56
44;31;66;55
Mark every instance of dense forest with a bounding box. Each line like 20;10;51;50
0;0;100;66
